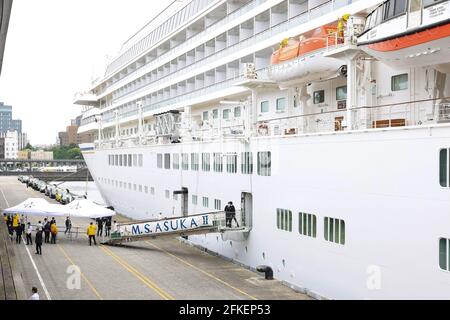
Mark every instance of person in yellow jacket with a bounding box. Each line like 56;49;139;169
50;222;58;244
87;222;97;246
12;213;20;229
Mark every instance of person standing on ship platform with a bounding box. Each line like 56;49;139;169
105;217;112;237
87;222;97;246
20;214;26;234
224;202;239;228
96;218;103;237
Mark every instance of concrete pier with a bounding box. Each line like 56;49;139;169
0;177;310;300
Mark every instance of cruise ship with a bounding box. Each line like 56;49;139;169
74;0;450;299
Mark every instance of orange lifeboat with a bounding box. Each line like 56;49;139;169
271;25;339;65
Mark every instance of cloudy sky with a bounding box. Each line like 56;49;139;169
0;0;167;145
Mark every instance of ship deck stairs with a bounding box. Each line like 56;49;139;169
102;211;250;245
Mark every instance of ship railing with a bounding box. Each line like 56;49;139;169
256;97;450;136
106;0;359;103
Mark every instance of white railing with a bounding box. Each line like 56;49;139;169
100;0;358;99
256;98;450;136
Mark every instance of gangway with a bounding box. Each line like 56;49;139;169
102;211;250;245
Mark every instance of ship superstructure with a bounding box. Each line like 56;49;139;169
75;0;450;299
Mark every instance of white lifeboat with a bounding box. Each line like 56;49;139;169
357;0;450;71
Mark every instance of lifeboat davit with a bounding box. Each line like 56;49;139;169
357;0;450;71
268;25;345;86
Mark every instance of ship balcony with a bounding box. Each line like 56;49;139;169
74;92;100;106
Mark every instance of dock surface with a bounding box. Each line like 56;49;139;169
0;177;310;300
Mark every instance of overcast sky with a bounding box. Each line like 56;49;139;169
0;0;167;145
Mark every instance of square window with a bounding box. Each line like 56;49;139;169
234;107;241;118
276;98;286;112
203;111;209;121
261;101;269;113
223;109;231;120
392;74;408;91
336;86;347;101
212;109;219;119
314;90;325;104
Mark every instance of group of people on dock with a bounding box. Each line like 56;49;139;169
3;213;71;255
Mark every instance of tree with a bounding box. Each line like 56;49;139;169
22;143;37;151
48;144;83;160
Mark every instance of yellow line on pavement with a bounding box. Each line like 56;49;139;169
145;241;257;300
57;245;103;300
99;245;174;300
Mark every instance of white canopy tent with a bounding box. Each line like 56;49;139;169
3;198;116;219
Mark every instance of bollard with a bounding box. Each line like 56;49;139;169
256;265;274;280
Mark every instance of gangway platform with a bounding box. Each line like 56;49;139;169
102;211;250;245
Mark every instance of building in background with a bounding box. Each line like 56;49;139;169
0;130;18;159
0;137;4;159
58;115;94;146
17;149;28;160
0;102;22;134
30;150;53;160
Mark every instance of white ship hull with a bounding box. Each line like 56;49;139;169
82;124;450;299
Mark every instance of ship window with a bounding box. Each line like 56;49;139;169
391;73;408;91
314;90;325;104
299;213;317;238
440;149;449;187
164;154;171;169
324;217;345;245
223;109;231;120
139;154;143;167
203;111;209;121
151;187;155;195
119;155;123;166
182;153;189;170
128;155;132;167
123;155;128;167
191;153;199;171
234;107;241;118
276;209;292;232
144;186;148;194
203;197;209;208
439;238;449;271
133;154;137;167
394;0;407;16
261;101;269;113
241;152;253;175
165;190;170;199
276;98;286;112
157;154;162;168
214;199;222;211
336;86;347;101
213;109;219;119
173;153;180;170
192;195;198;205
258;152;271;176
424;0;446;8
133;184;137;191
226;153;237;173
139;185;143;192
202;153;211;171
213;153;223;172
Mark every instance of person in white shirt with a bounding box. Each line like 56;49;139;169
26;223;33;245
29;287;39;300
